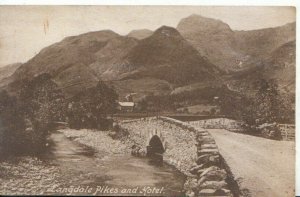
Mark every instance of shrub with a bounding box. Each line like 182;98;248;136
109;123;129;139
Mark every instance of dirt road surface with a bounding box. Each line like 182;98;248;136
207;129;295;197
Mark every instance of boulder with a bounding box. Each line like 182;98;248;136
196;154;211;164
204;169;227;181
138;149;146;157
189;164;204;174
199;180;227;190
198;169;227;185
198;188;216;196
198;137;215;144
185;190;195;197
201;144;218;149
197;148;219;156
197;132;209;137
184;178;198;191
199;166;220;177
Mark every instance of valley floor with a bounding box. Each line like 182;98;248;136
207;129;295;197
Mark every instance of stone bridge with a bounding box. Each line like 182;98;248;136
119;116;239;197
120;117;197;172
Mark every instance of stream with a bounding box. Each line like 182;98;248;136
43;132;186;196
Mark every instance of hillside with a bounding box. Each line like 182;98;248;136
264;40;296;93
177;14;240;72
0;63;22;87
2;26;220;99
0;15;295;105
234;22;296;60
177;14;296;72
7;30;139;96
226;40;296;96
103;26;221;85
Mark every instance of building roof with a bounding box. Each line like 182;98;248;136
118;102;135;107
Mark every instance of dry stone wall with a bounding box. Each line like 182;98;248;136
119;117;238;197
189;118;243;131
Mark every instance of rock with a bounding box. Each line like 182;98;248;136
197;132;209;137
186;172;198;179
197;148;219;156
204;169;227;181
184;178;198;191
138;149;146;157
197;154;220;167
197;175;207;186
198;188;217;196
198;137;216;144
197;129;207;134
196;154;210;164
199;166;220;177
220;188;232;196
209;154;220;162
197;168;207;175
201;144;218;149
189;164;204;174
185;190;195;197
199;180;227;190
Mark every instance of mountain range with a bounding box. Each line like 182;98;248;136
0;14;295;102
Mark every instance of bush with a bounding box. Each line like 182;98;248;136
109;123;129;139
258;123;282;140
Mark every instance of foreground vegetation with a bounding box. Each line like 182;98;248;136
0;74;118;156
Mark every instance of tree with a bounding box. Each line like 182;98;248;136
239;79;290;139
242;79;288;126
17;73;66;152
0;91;26;155
67;81;118;129
219;90;247;120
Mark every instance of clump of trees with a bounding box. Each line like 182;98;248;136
0;73;65;155
0;74;118;156
137;86;229;112
220;79;293;139
66;81;118;130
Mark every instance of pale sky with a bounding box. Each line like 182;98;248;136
0;6;296;67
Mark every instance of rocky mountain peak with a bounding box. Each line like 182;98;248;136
127;29;153;40
153;26;182;38
177;14;233;35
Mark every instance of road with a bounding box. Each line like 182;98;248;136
207;129;295;197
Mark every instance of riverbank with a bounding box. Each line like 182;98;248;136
0;129;132;196
0;156;63;195
61;129;132;155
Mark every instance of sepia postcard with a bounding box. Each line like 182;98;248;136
0;4;296;197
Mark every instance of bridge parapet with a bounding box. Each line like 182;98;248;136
119;116;239;197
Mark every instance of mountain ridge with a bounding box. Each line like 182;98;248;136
0;14;295;102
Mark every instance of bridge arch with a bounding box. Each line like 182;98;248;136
149;135;164;153
147;135;165;163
